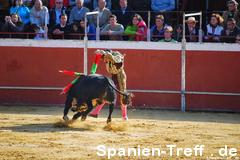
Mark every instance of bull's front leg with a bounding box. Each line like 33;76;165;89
107;103;114;123
80;100;94;121
63;94;73;121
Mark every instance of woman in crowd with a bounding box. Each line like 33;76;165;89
204;13;224;42
124;13;147;41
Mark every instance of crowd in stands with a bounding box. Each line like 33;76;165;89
0;0;240;43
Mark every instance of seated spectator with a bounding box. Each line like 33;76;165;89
159;26;177;42
93;0;111;10
100;14;124;40
185;16;199;42
52;14;71;39
30;0;49;29
150;14;168;41
124;14;147;41
1;13;24;32
151;0;175;25
69;0;89;24
113;0;134;28
92;0;111;30
70;20;96;40
236;34;240;44
221;18;240;43
49;0;68;30
49;0;69;8
10;0;30;25
204;13;224;42
222;0;240;27
173;24;183;42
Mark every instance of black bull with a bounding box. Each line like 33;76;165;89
63;74;133;123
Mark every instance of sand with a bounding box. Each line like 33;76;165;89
0;106;239;160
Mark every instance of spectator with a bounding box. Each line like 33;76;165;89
70;20;96;40
222;0;240;27
2;13;24;32
10;0;30;25
173;24;183;42
159;26;177;42
128;0;150;23
92;0;111;30
52;14;71;39
124;14;147;41
236;34;240;44
100;14;124;40
113;0;134;28
151;0;175;25
185;16;199;42
49;0;68;30
49;0;69;8
221;18;240;43
30;0;49;28
150;14;168;41
93;0;111;10
69;0;89;24
204;13;224;42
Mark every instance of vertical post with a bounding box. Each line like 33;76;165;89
44;10;48;39
147;11;151;41
84;15;88;75
181;12;186;112
198;12;203;43
96;13;100;41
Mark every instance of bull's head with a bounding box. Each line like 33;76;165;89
122;93;134;106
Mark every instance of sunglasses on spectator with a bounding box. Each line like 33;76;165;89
56;1;63;4
236;38;240;41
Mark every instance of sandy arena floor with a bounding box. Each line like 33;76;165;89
0;106;239;160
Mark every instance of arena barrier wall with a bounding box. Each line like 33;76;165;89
0;39;239;112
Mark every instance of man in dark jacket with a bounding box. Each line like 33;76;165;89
49;0;68;30
113;0;134;28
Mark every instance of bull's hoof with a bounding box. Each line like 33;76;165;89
106;118;112;123
63;115;69;121
89;113;98;118
81;115;87;121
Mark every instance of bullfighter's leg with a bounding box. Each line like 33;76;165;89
107;103;114;123
63;94;73;121
116;71;128;120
